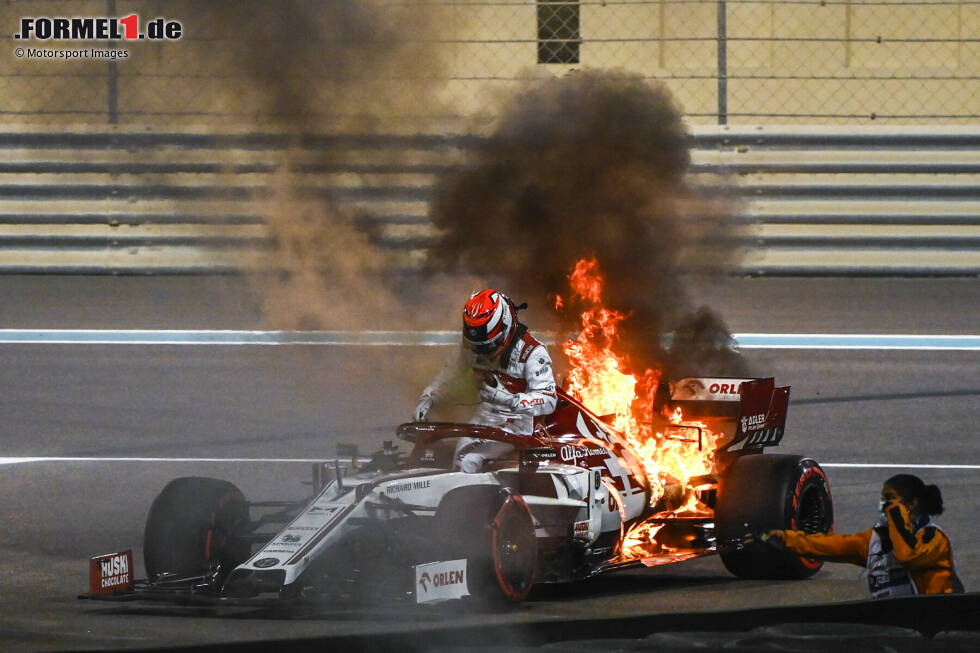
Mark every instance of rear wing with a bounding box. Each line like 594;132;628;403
665;377;790;451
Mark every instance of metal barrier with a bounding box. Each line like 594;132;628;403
0;126;976;276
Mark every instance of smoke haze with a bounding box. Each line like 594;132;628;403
182;0;453;330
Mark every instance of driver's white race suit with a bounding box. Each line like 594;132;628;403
418;326;557;472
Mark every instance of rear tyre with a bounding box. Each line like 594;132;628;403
716;454;833;580
143;476;251;582
434;485;537;604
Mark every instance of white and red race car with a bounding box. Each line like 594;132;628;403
87;377;833;606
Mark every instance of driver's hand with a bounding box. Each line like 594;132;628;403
479;383;519;409
413;394;434;422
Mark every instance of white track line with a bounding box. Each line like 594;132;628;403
0;330;977;349
0;457;325;465
821;463;979;470
0;457;976;469
0;329;460;346
733;334;980;350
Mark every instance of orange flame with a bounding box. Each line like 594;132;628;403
560;257;721;516
569;257;603;304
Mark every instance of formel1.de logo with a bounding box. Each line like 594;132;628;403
15;15;182;41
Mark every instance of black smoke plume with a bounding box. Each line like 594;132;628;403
429;71;747;377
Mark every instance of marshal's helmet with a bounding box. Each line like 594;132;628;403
462;289;518;357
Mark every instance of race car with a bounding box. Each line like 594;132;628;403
85;377;833;606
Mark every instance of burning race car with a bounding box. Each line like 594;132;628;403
86;376;833;606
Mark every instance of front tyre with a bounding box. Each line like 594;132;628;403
716;454;833;580
143;477;251;583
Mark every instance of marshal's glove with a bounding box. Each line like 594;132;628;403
757;530;788;551
413;394;434;422
479;383;520;410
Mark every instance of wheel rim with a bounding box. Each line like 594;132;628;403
795;478;831;571
798;483;831;534
491;496;536;601
206;491;249;574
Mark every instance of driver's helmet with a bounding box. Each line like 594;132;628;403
462;289;517;357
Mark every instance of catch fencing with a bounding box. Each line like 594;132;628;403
0;126;976;276
0;0;977;126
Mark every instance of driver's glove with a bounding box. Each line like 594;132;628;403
479;383;520;410
413;394;434;422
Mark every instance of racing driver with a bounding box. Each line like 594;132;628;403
413;288;557;472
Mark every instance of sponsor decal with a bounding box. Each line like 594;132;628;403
672;378;753;401
709;382;741;395
280;534;303;544
88;550;134;596
522;447;557;463
287;504;358;565
253;557;279;568
674;379;705;399
386;479;432;495
286;526;318;531
740;413;766;432
418;569;465;590
100;554;128;580
415;559;469;604
559;444;609;465
518;397;545;408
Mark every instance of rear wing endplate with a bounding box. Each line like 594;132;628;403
732;378;789;449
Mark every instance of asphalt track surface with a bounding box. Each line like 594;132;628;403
0;277;977;651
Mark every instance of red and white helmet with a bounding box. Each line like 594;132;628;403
462;289;517;357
